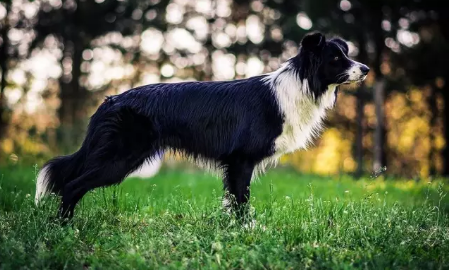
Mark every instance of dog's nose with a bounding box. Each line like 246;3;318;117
360;65;370;75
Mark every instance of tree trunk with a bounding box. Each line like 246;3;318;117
372;9;387;172
55;0;91;152
427;86;438;176
0;2;10;139
442;86;449;176
355;87;365;178
202;0;216;81
58;40;88;151
373;78;386;171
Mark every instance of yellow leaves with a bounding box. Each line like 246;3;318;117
435;135;445;150
283;87;444;177
383;89;445;177
387;94;406;120
335;94;356;120
1;138;14;153
21;137;44;155
286;128;355;175
396;116;429;152
343;157;356;172
314;129;348;174
409;90;423;104
278;155;289;164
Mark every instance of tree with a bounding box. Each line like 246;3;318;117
0;0;35;140
390;1;449;176
0;1;10;139
30;0;170;150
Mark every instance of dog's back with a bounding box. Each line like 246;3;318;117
104;76;284;160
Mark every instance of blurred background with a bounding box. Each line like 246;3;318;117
0;0;447;179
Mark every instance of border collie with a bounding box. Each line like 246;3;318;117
35;32;369;219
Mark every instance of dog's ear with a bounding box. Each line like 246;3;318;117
331;38;349;55
301;32;325;53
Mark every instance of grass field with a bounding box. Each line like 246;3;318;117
1;165;448;269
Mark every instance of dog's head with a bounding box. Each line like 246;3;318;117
293;32;369;96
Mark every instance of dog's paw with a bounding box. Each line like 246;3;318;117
243;219;257;230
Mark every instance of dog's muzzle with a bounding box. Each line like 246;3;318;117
346;62;370;83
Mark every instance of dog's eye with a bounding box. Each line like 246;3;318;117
334;56;339;61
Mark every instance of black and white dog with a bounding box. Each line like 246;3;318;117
35;32;369;219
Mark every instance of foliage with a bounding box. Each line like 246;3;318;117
1;0;449;177
0;166;448;269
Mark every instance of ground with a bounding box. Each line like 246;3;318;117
0;165;448;269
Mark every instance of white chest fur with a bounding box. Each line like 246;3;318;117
264;67;337;155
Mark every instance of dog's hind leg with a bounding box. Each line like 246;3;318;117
222;157;255;218
58;138;160;220
58;170;98;220
58;153;156;220
57;107;162;220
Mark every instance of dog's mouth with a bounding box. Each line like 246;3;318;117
343;75;367;85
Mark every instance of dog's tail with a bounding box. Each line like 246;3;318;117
35;97;117;205
35;148;86;205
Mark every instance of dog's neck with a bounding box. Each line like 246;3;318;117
263;63;338;154
263;63;338;109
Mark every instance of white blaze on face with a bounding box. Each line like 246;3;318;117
346;60;368;82
334;42;369;83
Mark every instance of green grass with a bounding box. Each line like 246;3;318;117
0;165;448;269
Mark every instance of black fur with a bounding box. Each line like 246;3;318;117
37;32;369;220
46;76;284;219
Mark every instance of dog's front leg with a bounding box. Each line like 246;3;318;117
222;157;255;219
